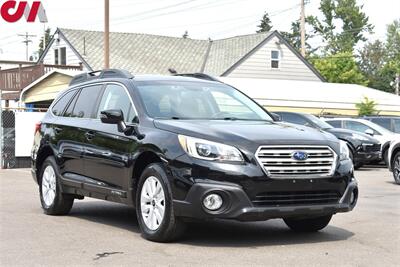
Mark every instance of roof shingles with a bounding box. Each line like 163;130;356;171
59;28;273;75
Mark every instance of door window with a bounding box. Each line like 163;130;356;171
280;113;309;126
326;120;343;128
97;84;136;123
393;119;400;133
345;121;379;135
371;118;391;130
70;85;103;118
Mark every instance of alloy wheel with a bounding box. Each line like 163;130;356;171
140;176;166;231
42;165;56;206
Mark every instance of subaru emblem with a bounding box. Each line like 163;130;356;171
292;151;308;161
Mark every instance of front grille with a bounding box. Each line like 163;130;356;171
252;190;341;206
363;143;381;153
256;145;337;178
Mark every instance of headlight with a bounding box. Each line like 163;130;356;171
352;133;369;141
178;135;244;162
339;140;350;161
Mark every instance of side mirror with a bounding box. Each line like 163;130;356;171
100;109;124;124
271;113;282;121
364;129;374;136
100;109;143;138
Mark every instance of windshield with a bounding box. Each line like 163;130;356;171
135;81;273;121
305;114;333;130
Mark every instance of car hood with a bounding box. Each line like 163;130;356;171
325;128;380;144
153;120;339;153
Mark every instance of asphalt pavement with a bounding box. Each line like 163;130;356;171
0;167;399;266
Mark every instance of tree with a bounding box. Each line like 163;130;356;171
355;96;377;116
358;19;400;93
281;16;315;53
310;52;368;85
308;0;373;54
358;40;386;89
38;28;51;57
257;12;272;33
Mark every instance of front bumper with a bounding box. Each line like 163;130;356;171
174;178;358;221
354;151;381;164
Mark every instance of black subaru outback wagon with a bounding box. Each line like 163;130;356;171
31;69;358;242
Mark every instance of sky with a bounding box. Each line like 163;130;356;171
0;0;399;61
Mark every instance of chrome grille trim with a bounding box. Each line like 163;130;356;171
256;145;337;178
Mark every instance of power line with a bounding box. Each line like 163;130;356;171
18;32;36;61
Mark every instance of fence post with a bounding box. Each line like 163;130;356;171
0;91;3;168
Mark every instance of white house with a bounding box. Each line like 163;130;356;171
38;28;325;82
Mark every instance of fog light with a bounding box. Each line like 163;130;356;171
203;193;223;211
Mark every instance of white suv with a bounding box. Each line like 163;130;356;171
388;138;400;184
325;118;400;164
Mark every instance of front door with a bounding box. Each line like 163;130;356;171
84;83;138;190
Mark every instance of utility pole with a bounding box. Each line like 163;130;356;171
300;0;306;57
18;32;36;61
104;0;110;69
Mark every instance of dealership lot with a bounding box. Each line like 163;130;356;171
0;168;399;266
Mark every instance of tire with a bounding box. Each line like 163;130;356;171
383;149;389;166
284;215;332;232
136;163;186;242
349;149;362;170
393;152;400;185
39;156;74;215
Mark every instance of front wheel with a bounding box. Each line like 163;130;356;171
39;156;74;215
284;215;332;232
136;163;186;242
393;152;400;185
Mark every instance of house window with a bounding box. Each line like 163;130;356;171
271;50;280;69
54;47;66;65
54;49;59;65
60;47;66;65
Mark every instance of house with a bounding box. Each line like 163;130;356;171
38;28;324;82
221;78;400;116
0;62;82;108
19;69;82;109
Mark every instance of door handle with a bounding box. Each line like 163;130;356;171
85;131;95;140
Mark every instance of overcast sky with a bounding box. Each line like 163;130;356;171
0;0;399;61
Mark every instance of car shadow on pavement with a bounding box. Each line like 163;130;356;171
181;219;354;247
69;201;141;234
69;200;354;247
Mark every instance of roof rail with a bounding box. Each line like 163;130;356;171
69;69;134;86
174;73;221;82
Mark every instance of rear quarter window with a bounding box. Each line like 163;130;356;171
51;89;77;116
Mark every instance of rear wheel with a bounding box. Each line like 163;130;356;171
393;152;400;185
39;156;74;215
284;215;332;232
136;163;186;242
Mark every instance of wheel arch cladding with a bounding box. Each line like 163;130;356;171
132;151;163;182
36;146;54;179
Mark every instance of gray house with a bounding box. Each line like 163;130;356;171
38;28;324;82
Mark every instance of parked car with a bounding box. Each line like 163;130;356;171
388;137;400;184
31;69;358;242
275;112;381;169
363;116;400;134
325;118;400;165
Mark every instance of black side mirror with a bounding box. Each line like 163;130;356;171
100;109;143;138
271;113;282;121
100;109;124;124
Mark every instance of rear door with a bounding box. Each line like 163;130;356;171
84;83;138;189
55;84;104;178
